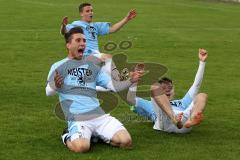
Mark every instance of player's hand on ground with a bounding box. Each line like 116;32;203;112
126;9;137;21
54;71;64;88
199;48;208;62
62;16;68;25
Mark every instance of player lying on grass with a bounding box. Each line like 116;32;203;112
127;49;208;133
46;27;143;153
60;3;137;89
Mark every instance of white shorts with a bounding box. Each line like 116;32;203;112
151;98;193;133
67;114;126;143
96;86;111;92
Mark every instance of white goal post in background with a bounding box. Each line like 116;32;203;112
223;0;240;2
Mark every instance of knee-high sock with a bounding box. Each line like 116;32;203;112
101;59;120;81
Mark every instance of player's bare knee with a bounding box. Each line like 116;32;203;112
118;132;132;147
111;130;132;147
68;141;90;153
101;53;112;61
105;53;113;59
120;137;132;147
72;144;90;153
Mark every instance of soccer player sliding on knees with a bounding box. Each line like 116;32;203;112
46;27;143;153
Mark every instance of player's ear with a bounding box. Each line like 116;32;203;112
80;12;83;17
66;43;70;50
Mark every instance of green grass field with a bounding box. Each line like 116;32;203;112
0;0;240;159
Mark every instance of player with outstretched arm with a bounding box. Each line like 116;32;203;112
60;3;137;86
46;27;143;152
127;49;208;133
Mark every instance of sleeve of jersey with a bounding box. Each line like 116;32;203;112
95;22;111;36
47;64;57;83
46;83;56;96
182;61;206;105
66;21;80;32
46;64;57;96
96;69;112;88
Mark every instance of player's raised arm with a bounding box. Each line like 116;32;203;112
186;48;208;99
60;16;68;35
126;64;145;105
107;69;143;92
109;9;137;33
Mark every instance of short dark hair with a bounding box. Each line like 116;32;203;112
64;27;84;43
79;3;92;12
158;77;173;84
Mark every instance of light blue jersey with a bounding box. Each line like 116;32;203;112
134;97;156;122
47;58;111;116
134;93;193;122
170;93;192;111
66;21;110;56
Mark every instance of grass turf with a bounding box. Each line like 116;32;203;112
0;0;240;159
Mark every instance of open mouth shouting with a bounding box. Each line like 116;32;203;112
77;48;85;57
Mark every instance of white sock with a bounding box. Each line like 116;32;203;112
101;59;120;81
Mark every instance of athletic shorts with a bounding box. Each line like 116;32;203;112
67;114;126;143
151;98;193;133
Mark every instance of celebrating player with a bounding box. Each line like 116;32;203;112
60;3;136;56
60;3;137;90
46;27;143;152
127;49;208;133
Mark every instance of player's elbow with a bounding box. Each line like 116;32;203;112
109;27;118;33
45;89;53;96
109;27;115;33
45;84;56;96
